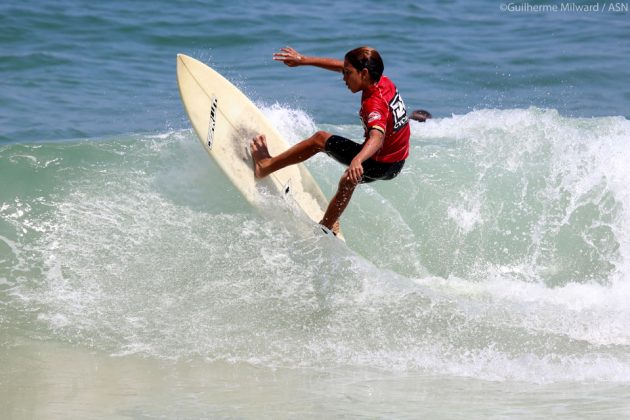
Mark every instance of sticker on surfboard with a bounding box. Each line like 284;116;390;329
207;95;218;149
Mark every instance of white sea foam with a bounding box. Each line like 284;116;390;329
259;102;318;144
3;109;630;384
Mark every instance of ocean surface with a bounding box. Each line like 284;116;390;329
2;0;630;418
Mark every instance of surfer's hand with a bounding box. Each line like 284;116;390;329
273;47;303;67
346;158;363;184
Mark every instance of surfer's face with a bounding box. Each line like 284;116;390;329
342;60;368;93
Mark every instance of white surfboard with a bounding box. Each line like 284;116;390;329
176;54;342;239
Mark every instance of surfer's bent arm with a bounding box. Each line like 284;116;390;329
273;47;343;72
345;129;385;184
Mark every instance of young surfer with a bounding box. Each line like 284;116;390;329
251;46;411;235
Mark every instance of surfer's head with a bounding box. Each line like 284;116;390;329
344;47;384;84
410;109;432;122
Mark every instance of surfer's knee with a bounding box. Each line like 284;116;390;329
310;130;332;151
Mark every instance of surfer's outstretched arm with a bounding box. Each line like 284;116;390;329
273;47;343;73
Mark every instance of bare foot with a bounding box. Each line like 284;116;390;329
331;220;340;236
319;219;340;236
250;134;272;178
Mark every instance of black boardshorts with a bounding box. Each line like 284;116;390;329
324;135;405;184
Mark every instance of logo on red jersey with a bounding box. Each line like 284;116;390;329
367;111;382;124
389;90;409;132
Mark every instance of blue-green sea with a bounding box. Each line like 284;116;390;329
2;0;630;418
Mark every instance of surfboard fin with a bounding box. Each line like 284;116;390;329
282;179;292;197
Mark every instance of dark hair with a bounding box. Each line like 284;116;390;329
344;46;384;82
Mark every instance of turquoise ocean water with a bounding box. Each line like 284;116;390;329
2;0;630;417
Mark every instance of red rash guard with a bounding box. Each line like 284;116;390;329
359;75;410;163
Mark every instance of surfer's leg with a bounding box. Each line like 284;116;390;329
320;174;357;232
251;131;330;178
